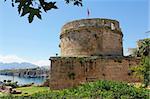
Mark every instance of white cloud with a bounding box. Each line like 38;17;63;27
32;60;49;66
0;55;49;66
0;55;27;63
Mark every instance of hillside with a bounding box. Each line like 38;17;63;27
0;62;38;70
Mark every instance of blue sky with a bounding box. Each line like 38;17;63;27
0;0;149;66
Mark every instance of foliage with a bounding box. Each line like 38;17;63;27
130;38;150;57
4;0;83;23
3;80;19;88
131;56;150;87
137;38;150;57
129;38;150;87
1;80;149;99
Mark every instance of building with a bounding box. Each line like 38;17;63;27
49;18;140;89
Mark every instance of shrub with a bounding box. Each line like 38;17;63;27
131;56;150;87
1;80;149;99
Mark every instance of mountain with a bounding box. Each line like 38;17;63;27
0;62;38;70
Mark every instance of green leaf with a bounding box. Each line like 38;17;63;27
17;0;26;14
43;2;58;12
28;13;34;23
27;8;41;23
36;13;42;19
20;6;30;17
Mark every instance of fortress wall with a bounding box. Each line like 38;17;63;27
49;57;140;89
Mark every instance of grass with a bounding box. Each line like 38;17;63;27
0;86;49;97
14;86;49;96
0;92;3;96
0;92;7;97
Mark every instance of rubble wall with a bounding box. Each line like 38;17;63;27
49;57;140;89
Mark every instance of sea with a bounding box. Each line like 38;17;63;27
0;75;46;85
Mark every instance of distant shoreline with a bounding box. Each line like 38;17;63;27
0;67;49;78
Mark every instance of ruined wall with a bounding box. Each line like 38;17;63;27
60;18;123;57
49;57;140;89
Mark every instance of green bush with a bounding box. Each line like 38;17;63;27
131;56;150;87
1;80;149;99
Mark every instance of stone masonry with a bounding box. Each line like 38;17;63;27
49;18;140;89
60;18;123;57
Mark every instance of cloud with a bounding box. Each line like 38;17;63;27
32;60;49;66
0;55;49;66
0;55;26;63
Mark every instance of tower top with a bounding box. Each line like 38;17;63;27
61;18;120;35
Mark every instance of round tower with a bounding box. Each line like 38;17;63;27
60;18;123;57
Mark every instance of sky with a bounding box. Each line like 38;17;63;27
0;0;149;66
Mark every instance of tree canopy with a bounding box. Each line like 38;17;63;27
130;38;150;87
5;0;83;23
129;38;150;57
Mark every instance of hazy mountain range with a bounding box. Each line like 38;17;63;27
0;62;39;70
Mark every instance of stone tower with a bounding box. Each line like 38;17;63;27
49;18;140;89
60;18;123;57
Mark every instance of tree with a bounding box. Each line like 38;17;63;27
137;38;150;56
131;56;150;87
4;0;83;23
130;38;150;87
129;38;150;57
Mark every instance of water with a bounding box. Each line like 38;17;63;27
0;75;46;85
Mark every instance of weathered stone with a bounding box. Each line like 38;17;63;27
49;57;140;89
49;18;140;89
60;18;123;57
